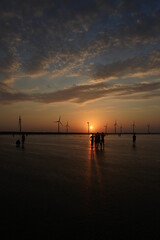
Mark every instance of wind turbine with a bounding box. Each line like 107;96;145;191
19;115;21;133
114;120;117;134
66;121;70;133
87;122;90;134
147;124;150;134
55;116;63;133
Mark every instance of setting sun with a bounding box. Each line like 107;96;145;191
90;125;93;130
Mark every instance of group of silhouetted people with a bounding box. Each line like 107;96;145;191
90;132;137;149
16;133;25;147
90;132;105;149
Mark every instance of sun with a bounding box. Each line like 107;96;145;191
90;125;93;130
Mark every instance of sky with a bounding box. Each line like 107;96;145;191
0;0;160;133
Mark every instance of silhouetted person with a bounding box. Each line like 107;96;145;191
101;132;105;147
22;134;25;145
95;132;100;148
16;139;20;147
90;134;94;148
97;132;100;145
95;133;97;147
133;133;136;143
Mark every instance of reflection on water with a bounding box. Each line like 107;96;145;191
88;145;105;195
0;134;160;238
132;142;136;149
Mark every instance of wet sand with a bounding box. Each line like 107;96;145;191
0;135;160;239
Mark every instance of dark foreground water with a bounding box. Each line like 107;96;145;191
0;134;160;239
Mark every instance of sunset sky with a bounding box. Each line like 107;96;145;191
0;0;160;132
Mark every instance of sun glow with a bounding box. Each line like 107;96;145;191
90;125;93;130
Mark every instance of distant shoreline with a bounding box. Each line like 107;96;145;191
0;131;159;135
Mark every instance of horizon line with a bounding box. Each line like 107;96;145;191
0;131;160;135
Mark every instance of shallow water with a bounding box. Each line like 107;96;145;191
0;134;160;239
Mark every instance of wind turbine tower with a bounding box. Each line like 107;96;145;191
55;116;63;133
104;124;108;134
87;122;90;134
19;115;21;133
66;121;70;133
120;125;122;134
132;122;135;134
147;124;150;134
114;120;117;134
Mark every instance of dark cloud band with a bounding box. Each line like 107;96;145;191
0;81;160;104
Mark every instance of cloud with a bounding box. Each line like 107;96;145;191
93;50;160;81
0;81;160;104
0;82;11;91
0;0;160;83
0;47;20;73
